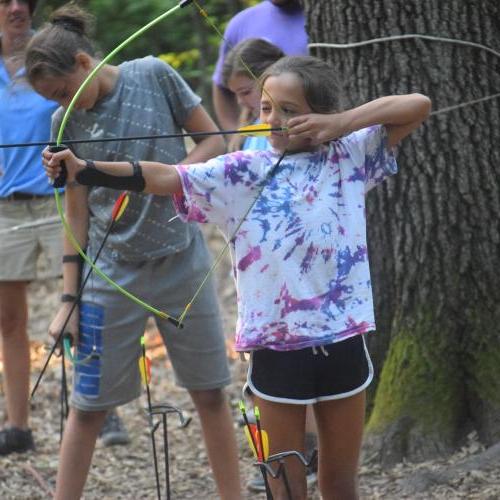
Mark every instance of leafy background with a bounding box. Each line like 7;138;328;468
33;0;259;110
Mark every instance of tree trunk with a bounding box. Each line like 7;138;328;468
303;0;500;466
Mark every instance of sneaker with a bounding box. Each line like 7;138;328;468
0;427;35;455
247;466;317;493
99;411;130;447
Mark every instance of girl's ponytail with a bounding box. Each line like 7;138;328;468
49;5;92;38
26;2;96;84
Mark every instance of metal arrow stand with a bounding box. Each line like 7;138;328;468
146;403;192;499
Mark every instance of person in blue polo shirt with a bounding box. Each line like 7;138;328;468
0;0;61;455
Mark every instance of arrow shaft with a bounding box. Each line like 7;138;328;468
30;215;116;399
0;127;283;149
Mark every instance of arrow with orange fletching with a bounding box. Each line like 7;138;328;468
239;401;273;499
240;404;270;461
139;335;163;500
139;336;152;386
31;191;131;398
62;191;130;365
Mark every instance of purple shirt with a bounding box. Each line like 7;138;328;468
212;1;308;87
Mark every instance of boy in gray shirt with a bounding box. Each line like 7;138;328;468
26;4;242;498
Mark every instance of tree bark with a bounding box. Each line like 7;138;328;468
303;0;500;465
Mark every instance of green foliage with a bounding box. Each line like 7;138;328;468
158;48;201;80
38;0;255;96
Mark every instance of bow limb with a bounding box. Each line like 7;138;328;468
192;0;283;114
54;1;193;324
53;0;284;328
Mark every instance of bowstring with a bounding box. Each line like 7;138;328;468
178;151;287;325
52;0;289;328
177;1;291;324
53;2;186;323
192;0;285;119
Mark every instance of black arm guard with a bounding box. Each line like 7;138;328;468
76;161;146;192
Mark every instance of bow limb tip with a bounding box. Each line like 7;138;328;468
168;317;184;329
179;0;194;8
158;312;183;329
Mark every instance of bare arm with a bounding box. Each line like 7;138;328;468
43;148;181;197
212;83;240;131
62;184;89;283
287;93;432;147
340;94;432;147
42;105;224;199
182;104;225;163
47;184;89;342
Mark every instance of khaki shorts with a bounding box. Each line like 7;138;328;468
71;229;231;411
0;196;63;281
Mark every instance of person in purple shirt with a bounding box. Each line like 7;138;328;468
212;0;307;131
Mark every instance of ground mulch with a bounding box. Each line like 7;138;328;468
1;227;499;499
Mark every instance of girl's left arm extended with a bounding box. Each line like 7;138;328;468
288;93;431;147
42;148;180;196
42;105;222;197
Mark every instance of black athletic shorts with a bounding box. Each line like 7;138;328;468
246;334;373;404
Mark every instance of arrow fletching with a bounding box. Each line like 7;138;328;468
244;424;269;460
111;191;130;221
253;405;270;461
139;336;152;385
139;354;151;385
237;123;286;137
254;405;261;421
238;400;246;414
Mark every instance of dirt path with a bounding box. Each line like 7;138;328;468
1;228;499;499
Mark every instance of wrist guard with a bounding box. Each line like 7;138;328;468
61;293;78;303
62;254;82;264
76;160;146;192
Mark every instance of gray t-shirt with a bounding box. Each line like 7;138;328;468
52;56;201;261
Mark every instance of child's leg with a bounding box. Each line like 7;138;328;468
255;396;308;500
0;282;29;429
189;388;242;500
54;408;107;500
313;390;366;500
59;259;148;498
155;232;242;498
305;404;318;466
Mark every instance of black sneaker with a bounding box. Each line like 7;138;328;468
99;411;130;447
0;427;35;455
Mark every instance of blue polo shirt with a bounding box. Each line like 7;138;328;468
0;59;58;197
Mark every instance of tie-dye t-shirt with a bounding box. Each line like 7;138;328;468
173;125;397;351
